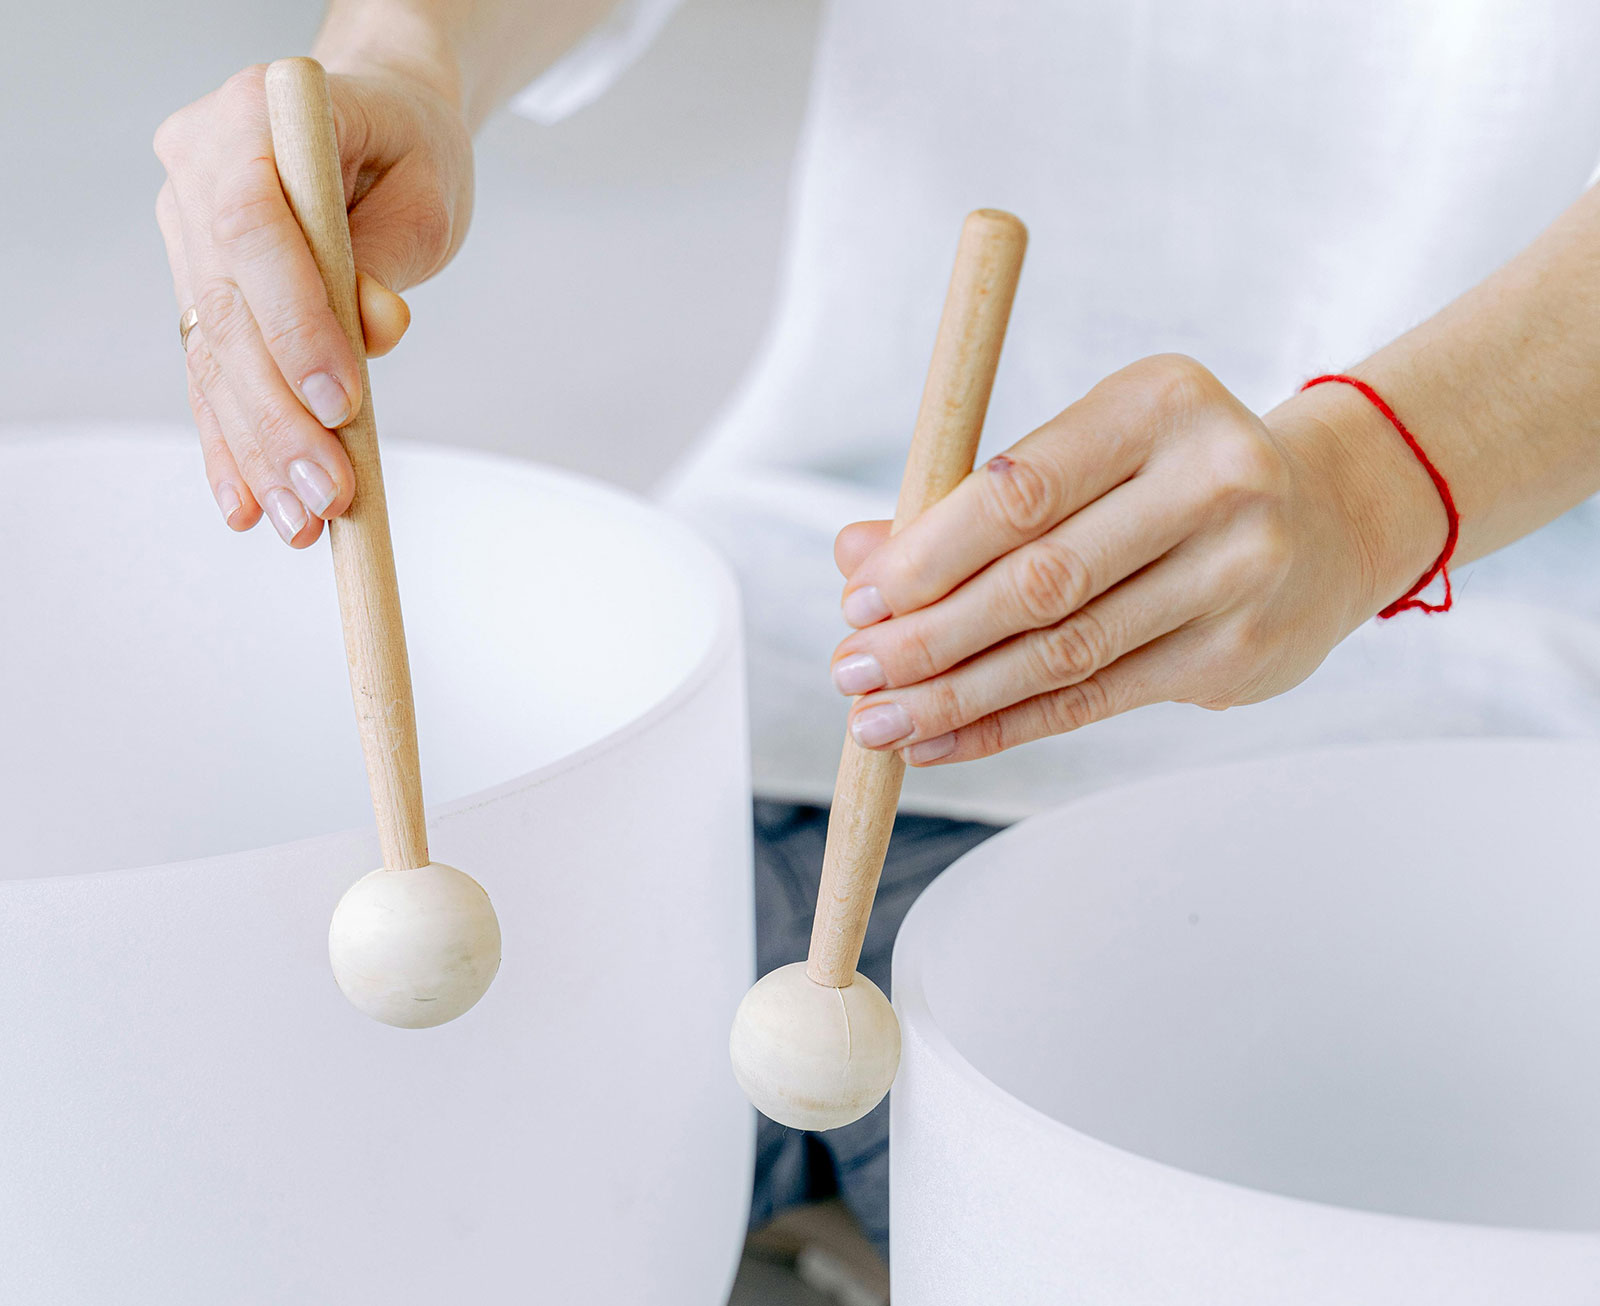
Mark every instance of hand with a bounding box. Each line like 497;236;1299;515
153;60;472;545
828;354;1442;765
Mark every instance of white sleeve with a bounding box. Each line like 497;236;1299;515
510;0;685;124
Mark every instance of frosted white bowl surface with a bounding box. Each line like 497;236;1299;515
892;740;1600;1303
0;427;753;1304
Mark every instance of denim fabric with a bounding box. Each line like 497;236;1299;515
748;800;1004;1253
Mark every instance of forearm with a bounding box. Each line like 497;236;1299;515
1270;182;1600;617
312;0;620;128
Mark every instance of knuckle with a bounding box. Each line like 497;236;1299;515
1034;612;1107;685
258;311;327;368
252;399;306;454
211;183;281;249
152;109;195;165
887;535;938;601
1147;353;1214;411
918;676;966;733
1110;353;1215;420
891;619;943;683
185;344;223;397
193;279;247;342
233;441;278;487
968;713;1008;760
221;64;268;102
982;453;1057;535
1247;517;1295;584
1205;432;1284;506
1217;516;1294;595
1208;620;1264;685
1011;541;1090;626
1045;676;1111;734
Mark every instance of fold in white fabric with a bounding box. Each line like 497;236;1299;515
511;0;684;124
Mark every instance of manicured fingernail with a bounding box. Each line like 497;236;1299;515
906;733;957;764
288;458;337;516
852;702;913;748
300;372;351;428
832;653;885;695
265;487;308;545
216;481;243;528
843;585;891;627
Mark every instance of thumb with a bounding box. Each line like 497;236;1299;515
835;520;892;578
358;272;410;357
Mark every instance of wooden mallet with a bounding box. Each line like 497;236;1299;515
729;209;1027;1128
266;58;501;1028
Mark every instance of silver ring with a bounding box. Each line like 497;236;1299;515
178;306;200;352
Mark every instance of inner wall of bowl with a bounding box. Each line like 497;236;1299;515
0;432;721;878
915;742;1600;1231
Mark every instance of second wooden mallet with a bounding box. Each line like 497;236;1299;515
729;209;1027;1128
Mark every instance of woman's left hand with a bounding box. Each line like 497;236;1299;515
828;353;1441;765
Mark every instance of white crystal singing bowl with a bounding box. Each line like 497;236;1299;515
0;426;754;1304
893;739;1600;1303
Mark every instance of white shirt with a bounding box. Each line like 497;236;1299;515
523;0;1600;822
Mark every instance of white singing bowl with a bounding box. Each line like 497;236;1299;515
892;740;1600;1304
0;426;753;1304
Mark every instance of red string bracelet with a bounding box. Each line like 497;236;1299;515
1300;373;1459;617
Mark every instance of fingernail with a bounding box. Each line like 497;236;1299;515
832;653;886;696
288;458;337;516
906;733;957;765
216;481;243;528
843;585;891;627
300;372;351;428
852;702;913;748
265;487;308;545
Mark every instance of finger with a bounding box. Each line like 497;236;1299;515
190;370;262;531
185;250;355;534
904;631;1200;766
831;471;1204;692
359;273;410;357
186;334;325;548
840;387;1157;625
163;74;357;534
834;520;891;578
207;151;364;429
844;546;1215;751
159;66;364;429
162;181;261;531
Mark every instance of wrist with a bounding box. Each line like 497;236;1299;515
1267;377;1447;625
312;1;466;114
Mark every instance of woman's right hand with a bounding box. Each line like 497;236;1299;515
153;61;473;545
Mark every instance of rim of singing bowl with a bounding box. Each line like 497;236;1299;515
892;737;1600;1243
0;422;741;886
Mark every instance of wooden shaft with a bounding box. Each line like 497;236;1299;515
806;209;1027;987
266;58;429;871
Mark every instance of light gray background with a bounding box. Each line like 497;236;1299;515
2;0;820;490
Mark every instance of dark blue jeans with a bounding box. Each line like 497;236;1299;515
749;800;1004;1254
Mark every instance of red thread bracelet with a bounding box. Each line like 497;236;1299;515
1300;373;1459;617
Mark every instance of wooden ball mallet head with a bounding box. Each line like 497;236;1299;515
729;209;1028;1128
266;58;500;1028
